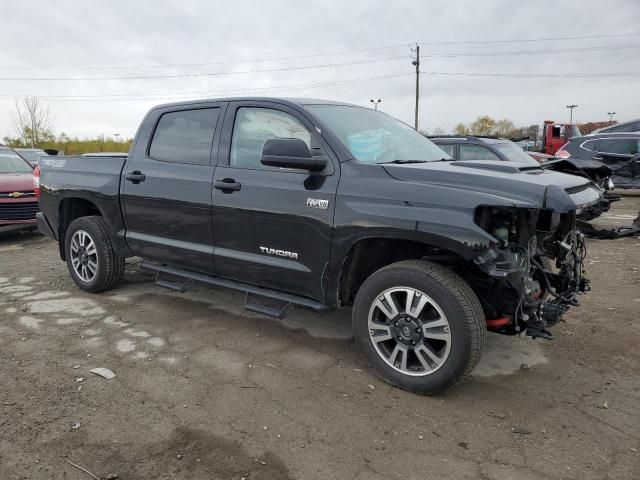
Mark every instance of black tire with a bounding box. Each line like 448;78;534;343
64;216;125;293
352;260;486;395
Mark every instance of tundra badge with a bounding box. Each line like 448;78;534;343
259;247;299;260
306;198;329;210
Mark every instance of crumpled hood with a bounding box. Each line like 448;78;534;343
0;173;34;193
383;160;602;212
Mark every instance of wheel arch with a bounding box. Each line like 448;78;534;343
332;232;474;308
56;197;131;261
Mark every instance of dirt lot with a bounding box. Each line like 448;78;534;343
1;194;639;480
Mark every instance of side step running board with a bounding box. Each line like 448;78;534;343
141;261;331;317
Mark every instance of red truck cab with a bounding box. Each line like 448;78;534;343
0;146;39;234
541;120;581;155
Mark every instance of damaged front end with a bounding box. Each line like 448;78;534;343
470;198;589;340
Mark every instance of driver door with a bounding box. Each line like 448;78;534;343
211;101;339;301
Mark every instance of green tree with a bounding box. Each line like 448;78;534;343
469;116;496;136
453;122;469;135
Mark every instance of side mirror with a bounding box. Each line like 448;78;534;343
261;138;327;172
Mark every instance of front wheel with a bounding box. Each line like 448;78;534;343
65;216;125;293
352;260;486;395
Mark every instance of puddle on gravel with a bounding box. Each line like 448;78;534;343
116;338;137;353
473;333;547;376
19;316;43;329
27;297;105;316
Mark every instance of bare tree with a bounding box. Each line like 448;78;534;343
494;119;516;138
12;96;54;147
453;122;469;135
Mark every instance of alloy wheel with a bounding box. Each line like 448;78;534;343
367;287;452;376
70;229;98;283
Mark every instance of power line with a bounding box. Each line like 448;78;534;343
426;71;640;78
0;44;412;71
2;42;638;82
1;32;638;72
0;56;407;81
2;69;637;103
420;44;640;58
417;32;640;45
0;72;414;102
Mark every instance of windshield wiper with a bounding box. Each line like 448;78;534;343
377;159;431;164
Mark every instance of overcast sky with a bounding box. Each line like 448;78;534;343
1;0;638;140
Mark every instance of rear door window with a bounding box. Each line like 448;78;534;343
459;144;501;161
598;138;640;155
149;108;220;164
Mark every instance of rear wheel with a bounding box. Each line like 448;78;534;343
352;260;485;395
65;216;125;293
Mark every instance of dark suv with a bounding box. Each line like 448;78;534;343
429;135;540;166
556;133;640;189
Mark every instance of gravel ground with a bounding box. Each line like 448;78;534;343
0;194;639;480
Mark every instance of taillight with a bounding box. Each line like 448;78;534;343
33;165;41;200
555;149;571;159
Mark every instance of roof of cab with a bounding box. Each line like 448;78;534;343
150;97;361;111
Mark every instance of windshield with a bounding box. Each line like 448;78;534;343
0;149;33;173
492;142;540;165
566;125;581;138
307;105;451;163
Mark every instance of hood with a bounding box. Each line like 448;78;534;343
383;160;602;212
0;172;35;194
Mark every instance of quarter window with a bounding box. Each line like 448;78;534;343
149;108;220;164
437;144;456;157
459;144;501;161
230;107;310;169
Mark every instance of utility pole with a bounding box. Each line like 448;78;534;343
607;112;616;124
566;104;578;124
370;99;382;110
412;44;420;130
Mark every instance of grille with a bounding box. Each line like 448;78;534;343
0;191;35;198
0;202;40;221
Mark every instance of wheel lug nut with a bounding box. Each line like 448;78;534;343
395;321;399;326
411;340;416;345
416;328;421;333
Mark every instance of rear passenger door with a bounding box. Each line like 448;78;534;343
121;103;225;273
211;101;339;301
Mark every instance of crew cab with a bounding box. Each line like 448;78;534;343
0;145;39;234
36;98;597;394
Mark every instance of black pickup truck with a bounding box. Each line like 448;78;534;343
35;98;600;394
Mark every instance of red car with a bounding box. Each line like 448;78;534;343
0;145;39;234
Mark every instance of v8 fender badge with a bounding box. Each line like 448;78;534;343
306;198;329;210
